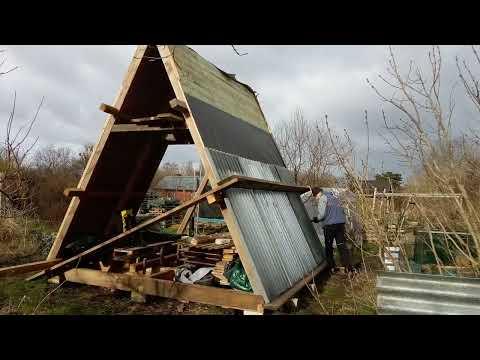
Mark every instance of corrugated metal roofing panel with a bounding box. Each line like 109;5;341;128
207;148;325;301
376;271;480;315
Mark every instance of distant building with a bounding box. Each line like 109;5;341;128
153;175;200;202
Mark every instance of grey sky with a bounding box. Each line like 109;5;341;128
0;45;478;178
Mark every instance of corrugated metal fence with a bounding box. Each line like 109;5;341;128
377;271;480;314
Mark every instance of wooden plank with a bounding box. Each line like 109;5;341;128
179;259;217;267
27;177;243;281
0;259;62;278
111;124;187;133
64;268;264;312
169;98;189;114
263;262;327;310
363;193;462;198
177;175;209;234
207;193;223;205
47;46;149;261
114;240;174;256
99;103;132;121
63;188;84;197
63;188;147;199
219;175;309;193
130;112;184;124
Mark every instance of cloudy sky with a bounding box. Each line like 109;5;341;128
0;45;478;178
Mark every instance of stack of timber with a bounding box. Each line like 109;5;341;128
108;241;178;275
178;232;233;267
212;247;238;285
178;248;223;267
180;232;231;246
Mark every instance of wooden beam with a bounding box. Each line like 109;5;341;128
111;124;187;133
64;268;264;312
130;113;184;124
206;193;223;205
169;98;189;114
0;259;62;278
219;175;309;193
114;240;174;257
99;103;132;121
362;193;462;199
64;188;84;197
177;175;209;234
264;262;327;310
63;188;146;199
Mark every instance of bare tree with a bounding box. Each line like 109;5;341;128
33;145;73;172
365;45;480;272
75;143;94;171
275;108;341;185
0;50;43;216
180;161;195;176
275;108;311;184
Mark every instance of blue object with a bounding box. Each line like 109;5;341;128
321;191;346;226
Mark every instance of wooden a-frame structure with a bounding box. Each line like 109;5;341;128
21;45;326;312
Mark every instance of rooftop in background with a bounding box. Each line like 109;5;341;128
155;175;200;192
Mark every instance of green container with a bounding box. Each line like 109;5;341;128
414;231;475;266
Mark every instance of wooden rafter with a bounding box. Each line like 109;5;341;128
110;124;187;133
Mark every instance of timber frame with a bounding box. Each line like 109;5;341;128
20;45;326;313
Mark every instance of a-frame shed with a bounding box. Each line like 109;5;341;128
37;45;326;308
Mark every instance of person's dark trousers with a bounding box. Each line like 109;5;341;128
323;223;352;270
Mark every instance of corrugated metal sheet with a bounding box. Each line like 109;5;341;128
207;148;325;302
156;176;199;191
376;271;480;315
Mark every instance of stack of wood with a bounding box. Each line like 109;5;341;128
181;232;231;246
178;247;224;267
178;232;233;268
108;241;178;276
211;247;238;286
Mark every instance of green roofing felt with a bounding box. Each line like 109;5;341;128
169;45;270;133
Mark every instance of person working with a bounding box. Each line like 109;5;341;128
312;188;354;274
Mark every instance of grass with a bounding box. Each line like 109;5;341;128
0;268;377;315
0;275;237;315
287;271;377;315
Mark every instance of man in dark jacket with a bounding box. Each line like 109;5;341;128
312;188;353;274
